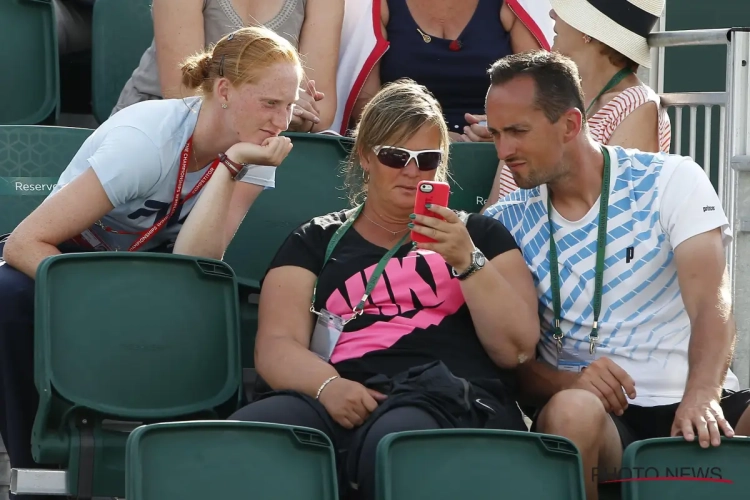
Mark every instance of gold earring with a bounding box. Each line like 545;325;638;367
363;170;370;184
222;103;228;109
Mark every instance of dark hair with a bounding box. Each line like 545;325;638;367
488;51;587;122
598;43;639;72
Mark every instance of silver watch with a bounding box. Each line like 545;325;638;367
452;248;486;281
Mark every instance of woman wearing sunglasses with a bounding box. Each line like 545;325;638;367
231;79;539;499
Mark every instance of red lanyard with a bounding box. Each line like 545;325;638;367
96;136;218;252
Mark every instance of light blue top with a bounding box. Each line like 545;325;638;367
49;97;274;251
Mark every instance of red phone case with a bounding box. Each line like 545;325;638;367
412;181;451;244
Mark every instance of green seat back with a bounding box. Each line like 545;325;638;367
224;132;352;286
621;437;750;499
376;429;585;500
0;125;93;235
32;253;242;497
126;421;339;500
92;0;154;123
0;0;59;124
446;142;499;213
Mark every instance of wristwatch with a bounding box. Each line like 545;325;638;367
217;153;242;180
452;248;486;281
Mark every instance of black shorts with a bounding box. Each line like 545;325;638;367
611;389;750;448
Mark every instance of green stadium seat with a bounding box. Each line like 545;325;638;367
621;436;750;500
223;132;352;368
0;125;93;235
376;429;585;500
92;0;154;123
125;421;339;500
0;0;59;124
446;142;499;213
224;132;352;287
15;253;242;498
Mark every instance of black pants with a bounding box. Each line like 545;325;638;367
0;242;43;500
230;394;442;500
611;389;750;448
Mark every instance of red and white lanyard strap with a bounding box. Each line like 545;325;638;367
96;136;218;252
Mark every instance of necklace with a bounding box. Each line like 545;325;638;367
416;28;432;43
362;212;410;237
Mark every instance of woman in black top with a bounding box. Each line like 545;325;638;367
232;79;540;499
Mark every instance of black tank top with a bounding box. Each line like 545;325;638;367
380;0;513;132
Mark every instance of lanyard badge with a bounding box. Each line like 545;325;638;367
310;309;345;362
548;147;611;356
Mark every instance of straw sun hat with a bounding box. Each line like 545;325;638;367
550;0;665;68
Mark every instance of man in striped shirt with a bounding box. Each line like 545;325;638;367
483;51;750;500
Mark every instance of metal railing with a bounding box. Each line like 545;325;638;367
648;28;750;388
660;92;726;186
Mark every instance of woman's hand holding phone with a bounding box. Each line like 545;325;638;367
410;204;475;273
410;181;475;273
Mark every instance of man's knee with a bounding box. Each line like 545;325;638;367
536;389;609;438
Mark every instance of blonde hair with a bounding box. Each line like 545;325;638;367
180;26;302;95
345;79;451;206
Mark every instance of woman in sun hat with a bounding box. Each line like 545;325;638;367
484;0;672;207
549;0;670;148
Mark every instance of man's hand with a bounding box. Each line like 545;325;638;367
671;387;734;447
570;357;636;415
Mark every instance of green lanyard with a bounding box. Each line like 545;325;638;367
310;204;410;324
585;68;632;116
548;147;611;355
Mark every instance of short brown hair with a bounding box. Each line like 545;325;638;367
488;50;587;122
180;26;302;96
344;79;451;206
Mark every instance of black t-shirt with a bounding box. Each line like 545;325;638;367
267;210;521;398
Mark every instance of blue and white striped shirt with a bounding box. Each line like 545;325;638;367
485;146;738;406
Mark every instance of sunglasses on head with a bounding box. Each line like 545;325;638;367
373;145;443;171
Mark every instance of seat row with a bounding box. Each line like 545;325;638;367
10;251;750;499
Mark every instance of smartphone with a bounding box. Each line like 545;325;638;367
412;180;451;244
